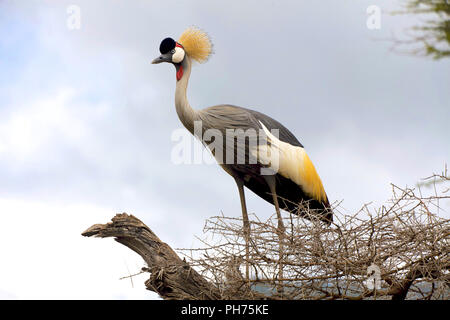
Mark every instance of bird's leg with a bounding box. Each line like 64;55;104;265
264;175;285;293
235;178;250;283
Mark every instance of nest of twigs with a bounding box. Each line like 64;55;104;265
180;171;450;300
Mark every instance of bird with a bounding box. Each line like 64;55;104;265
152;27;332;282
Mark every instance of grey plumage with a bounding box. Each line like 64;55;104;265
199;104;303;147
197;104;331;221
152;44;332;221
155;48;332;221
153;36;332;282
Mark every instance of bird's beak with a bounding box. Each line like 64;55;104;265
151;53;172;64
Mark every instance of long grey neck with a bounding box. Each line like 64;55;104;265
175;56;196;134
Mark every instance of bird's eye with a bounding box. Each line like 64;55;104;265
171;49;176;54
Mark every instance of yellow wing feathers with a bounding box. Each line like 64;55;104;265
257;122;327;203
298;152;328;203
178;27;213;63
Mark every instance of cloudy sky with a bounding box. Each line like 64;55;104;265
0;0;448;299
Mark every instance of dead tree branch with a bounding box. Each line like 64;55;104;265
82;213;221;300
83;171;449;300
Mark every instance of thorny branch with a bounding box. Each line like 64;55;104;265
84;172;449;300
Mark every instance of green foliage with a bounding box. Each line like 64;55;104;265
394;0;450;59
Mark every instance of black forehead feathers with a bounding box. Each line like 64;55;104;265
159;37;176;54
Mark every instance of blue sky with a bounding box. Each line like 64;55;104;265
0;0;449;299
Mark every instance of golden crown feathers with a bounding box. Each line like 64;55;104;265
178;27;213;64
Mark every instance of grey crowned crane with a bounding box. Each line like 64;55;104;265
152;27;332;281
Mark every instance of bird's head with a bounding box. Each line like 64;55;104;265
152;27;213;80
151;37;186;65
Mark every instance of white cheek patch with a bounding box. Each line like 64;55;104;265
172;47;185;63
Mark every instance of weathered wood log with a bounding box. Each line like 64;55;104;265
82;213;221;300
82;211;449;300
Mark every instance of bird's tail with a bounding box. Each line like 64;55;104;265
322;207;333;226
297;197;333;226
321;197;333;226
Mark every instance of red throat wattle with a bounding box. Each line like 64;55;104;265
176;65;183;81
175;42;184;81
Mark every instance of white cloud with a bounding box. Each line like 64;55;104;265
0;197;159;299
0;88;86;160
